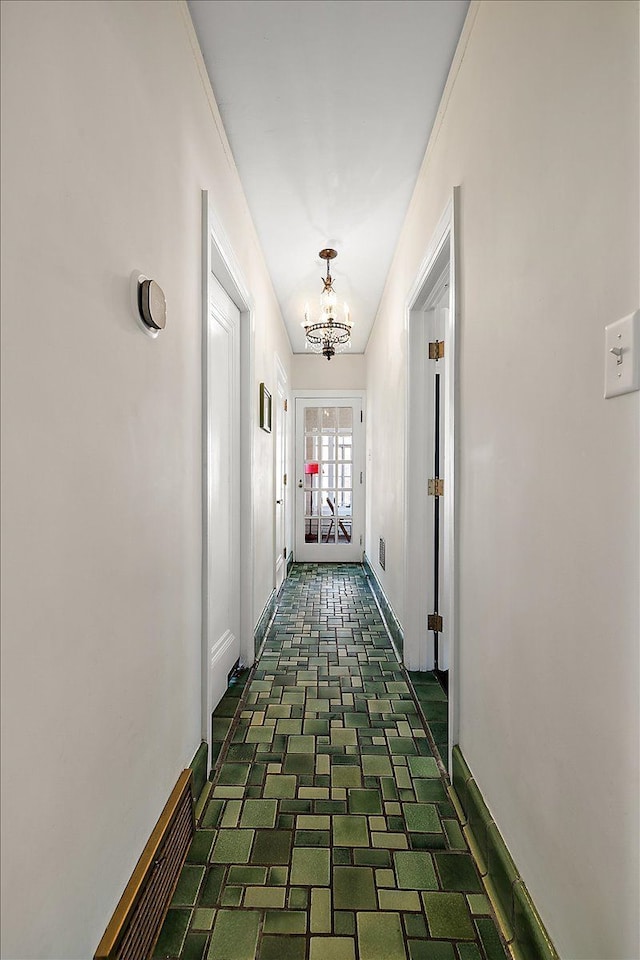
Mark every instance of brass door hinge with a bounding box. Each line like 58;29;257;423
284;399;288;412
428;340;444;360
283;473;287;486
428;478;444;497
428;613;443;632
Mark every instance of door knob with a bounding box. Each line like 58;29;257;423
298;479;303;488
276;499;282;504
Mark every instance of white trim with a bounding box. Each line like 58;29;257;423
201;189;255;772
293;389;365;400
403;187;459;775
404;198;453;321
210;629;236;665
274;353;289;592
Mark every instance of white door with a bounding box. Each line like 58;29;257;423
274;377;287;592
295;396;364;562
426;286;450;676
203;274;241;750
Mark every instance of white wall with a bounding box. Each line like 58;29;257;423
366;2;639;957
0;2;290;957
291;353;366;390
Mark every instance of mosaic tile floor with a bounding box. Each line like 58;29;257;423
155;564;507;960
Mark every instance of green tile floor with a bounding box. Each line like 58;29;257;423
156;564;507;960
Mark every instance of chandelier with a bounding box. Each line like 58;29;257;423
301;248;352;360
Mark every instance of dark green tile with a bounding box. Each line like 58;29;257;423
261;911;305;935
304;720;329;735
227;865;267;884
220;885;242;906
434;853;483;892
284;754;315;775
333;866;377;909
217;763;249;785
186;830;215;863
354;849;391;867
200;799;224;828
348;789;383;814
281;799;312;814
295;829;331;846
190;742;209;801
251;829;292;864
403;913;427;938
475;917;509;959
442;819;466;850
259;937;306;960
182;933;207;960
334;910;356;935
456;946;483;960
171;866;204;906
211;717;233;740
153;909;190;957
333;847;352;865
413;780;447;803
408;942;455;960
198;866;225;906
388;738;417;755
316;800;347;814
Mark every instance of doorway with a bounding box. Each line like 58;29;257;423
201;191;253;774
203;275;240;757
294;393;365;563
405;190;459;771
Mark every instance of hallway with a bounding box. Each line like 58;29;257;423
156;565;506;960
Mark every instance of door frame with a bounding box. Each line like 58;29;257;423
273;353;289;593
293;389;366;563
404;188;460;771
202;190;254;770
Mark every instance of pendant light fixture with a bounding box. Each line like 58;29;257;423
301;248;353;360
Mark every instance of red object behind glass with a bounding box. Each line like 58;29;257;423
304;462;319;539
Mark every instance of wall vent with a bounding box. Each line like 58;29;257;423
379;537;386;570
95;769;194;960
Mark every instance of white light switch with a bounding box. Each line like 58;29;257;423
604;309;639;398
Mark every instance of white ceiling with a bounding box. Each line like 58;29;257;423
188;0;469;353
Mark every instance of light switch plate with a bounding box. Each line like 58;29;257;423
604;309;639;398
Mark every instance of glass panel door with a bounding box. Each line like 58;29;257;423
295;397;364;562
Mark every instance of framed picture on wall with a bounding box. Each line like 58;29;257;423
260;383;272;433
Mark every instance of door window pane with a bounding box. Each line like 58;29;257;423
303;406;353;544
